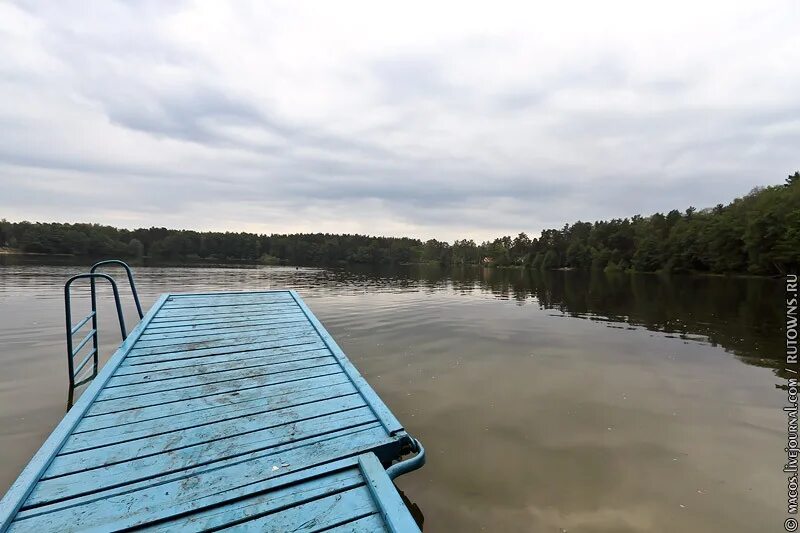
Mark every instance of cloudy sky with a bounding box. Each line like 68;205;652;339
0;1;797;241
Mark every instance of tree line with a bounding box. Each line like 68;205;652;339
1;172;798;276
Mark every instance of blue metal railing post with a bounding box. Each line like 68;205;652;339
64;273;127;392
386;438;426;480
90;260;144;319
89;275;99;377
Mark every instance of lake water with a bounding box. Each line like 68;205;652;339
0;259;787;532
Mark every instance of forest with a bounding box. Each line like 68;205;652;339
2;172;798;276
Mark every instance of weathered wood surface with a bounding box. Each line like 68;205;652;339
0;290;420;532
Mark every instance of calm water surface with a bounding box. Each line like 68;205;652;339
0;261;786;532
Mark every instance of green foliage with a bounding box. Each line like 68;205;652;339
1;171;797;274
566;241;591;269
541;249;559;270
421;239;450;264
0;221;426;265
471;172;799;276
529;252;543;270
258;254;283;265
127;238;144;258
631;236;663;272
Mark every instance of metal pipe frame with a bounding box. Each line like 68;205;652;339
90;260;144;319
64;273;127;393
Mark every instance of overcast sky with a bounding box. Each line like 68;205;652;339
0;1;797;241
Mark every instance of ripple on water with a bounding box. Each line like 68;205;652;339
0;263;786;533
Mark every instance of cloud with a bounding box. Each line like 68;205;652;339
0;0;798;241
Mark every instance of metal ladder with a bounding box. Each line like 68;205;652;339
64;260;143;398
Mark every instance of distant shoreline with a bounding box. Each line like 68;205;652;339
3;178;797;276
0;248;75;256
0;249;781;280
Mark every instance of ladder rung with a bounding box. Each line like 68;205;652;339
65;263;137;394
71;312;96;335
72;373;95;389
71;329;96;357
73;348;97;377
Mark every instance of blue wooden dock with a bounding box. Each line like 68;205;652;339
0;290;424;532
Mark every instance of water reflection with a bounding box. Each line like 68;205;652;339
320;264;783;376
0;258;786;532
450;267;781;374
0;255;785;381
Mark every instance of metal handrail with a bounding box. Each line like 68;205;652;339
90;260;143;319
386;438;426;480
64;273;127;391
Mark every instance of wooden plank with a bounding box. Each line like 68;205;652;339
99;355;337;401
142;312;307;332
87;365;345;416
120;337;324;368
162;292;295;306
144;468;366;532
123;334;323;365
289;291;405;436
163;291;295;303
325;513;387;532
17;425;387;522
126;330;321;360
48;397;370;478
162;297;296;309
166;289;291;297
97;355;337;401
127;325;318;356
161;299;297;311
73;394;360;456
16;458;367;532
154;305;301;321
25;418;391;509
113;342;328;376
138;315;307;338
147;309;304;328
221;485;377;532
155;303;299;319
359;453;421;533
64;381;359;453
132;324;317;350
75;373;354;434
107;347;332;386
0;295;171;532
167;290;292;297
35;410;378;507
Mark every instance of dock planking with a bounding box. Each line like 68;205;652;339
0;290;424;532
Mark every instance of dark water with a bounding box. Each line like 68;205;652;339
0;258;786;532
